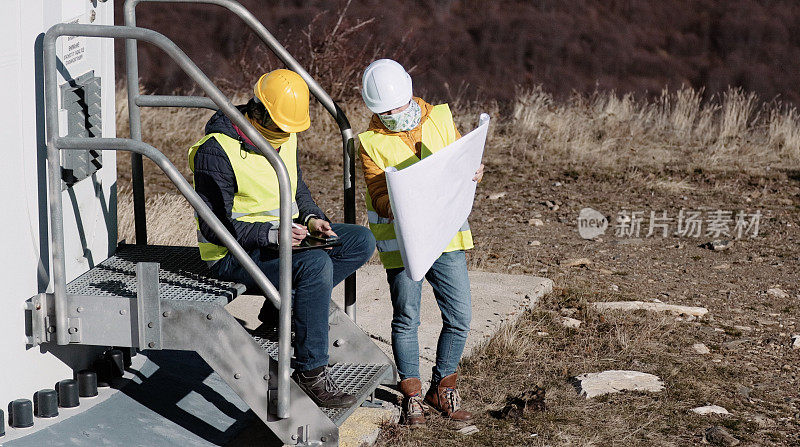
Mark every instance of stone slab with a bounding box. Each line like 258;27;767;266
691;405;731;416
574;370;665;399
337;402;399;447
592;301;708;317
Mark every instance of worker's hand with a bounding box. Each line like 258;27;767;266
473;164;485;182
308;218;337;237
291;224;308;246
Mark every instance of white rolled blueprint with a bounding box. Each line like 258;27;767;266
385;113;490;280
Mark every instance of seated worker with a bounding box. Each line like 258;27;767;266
357;59;484;425
188;69;376;408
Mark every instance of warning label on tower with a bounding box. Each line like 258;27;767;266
61;16;87;68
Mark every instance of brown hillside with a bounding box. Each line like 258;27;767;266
117;0;800;105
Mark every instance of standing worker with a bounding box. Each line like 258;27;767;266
188;69;376;408
357;59;484;425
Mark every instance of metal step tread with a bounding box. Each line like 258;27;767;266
66;244;245;305
249;326;393;426
322;363;392;425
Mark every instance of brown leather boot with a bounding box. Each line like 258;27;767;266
424;373;472;422
398;378;426;426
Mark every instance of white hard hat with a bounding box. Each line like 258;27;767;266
361;59;413;113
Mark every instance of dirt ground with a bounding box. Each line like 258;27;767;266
115;87;800;445
120;147;800;445
368;163;800;446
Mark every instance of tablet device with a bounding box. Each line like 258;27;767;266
293;235;341;252
265;234;342;252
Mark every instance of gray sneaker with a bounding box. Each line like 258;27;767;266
293;366;358;408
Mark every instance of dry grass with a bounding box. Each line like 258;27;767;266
652;179;696;194
118;83;800;182
117;185;195;246
768;107;800;161
376;287;762;447
504;85;800;172
115;84;222;161
116;83;799;243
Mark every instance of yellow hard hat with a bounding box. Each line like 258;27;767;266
253;69;311;133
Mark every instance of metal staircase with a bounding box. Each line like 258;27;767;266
30;244;393;445
30;1;396;445
30;244;393;444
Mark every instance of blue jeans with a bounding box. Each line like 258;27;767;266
386;250;472;384
211;223;375;371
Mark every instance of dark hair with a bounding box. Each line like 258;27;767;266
246;98;275;128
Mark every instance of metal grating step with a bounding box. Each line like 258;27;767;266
66;244;245;305
249;326;392;425
323;363;391;425
250;325;280;359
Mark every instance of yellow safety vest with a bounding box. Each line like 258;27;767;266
188;132;299;262
358;104;473;269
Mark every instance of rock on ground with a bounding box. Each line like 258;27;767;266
574;370;664;399
338;403;399;447
543;200;560;210
703;239;733;251
692;343;711;355
691;405;730;416
592;301;708;317
792;334;800;350
705;426;740;446
560;258;592;267
561;317;582;329
767;288;790;299
457;425;480;435
748;413;776;429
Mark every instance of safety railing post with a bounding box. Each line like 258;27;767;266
42;27;70;345
123;8;148;245
342;128;357;321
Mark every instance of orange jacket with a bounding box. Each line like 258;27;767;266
359;97;461;218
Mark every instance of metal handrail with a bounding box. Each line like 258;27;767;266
61;136;283;300
43;24;293;418
136;94;218;110
123;0;358;323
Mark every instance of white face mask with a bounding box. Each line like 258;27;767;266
379;100;422;132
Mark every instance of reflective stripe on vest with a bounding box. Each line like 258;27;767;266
188;132;299;262
372;221;470;254
358;103;474;270
230;201;299;220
